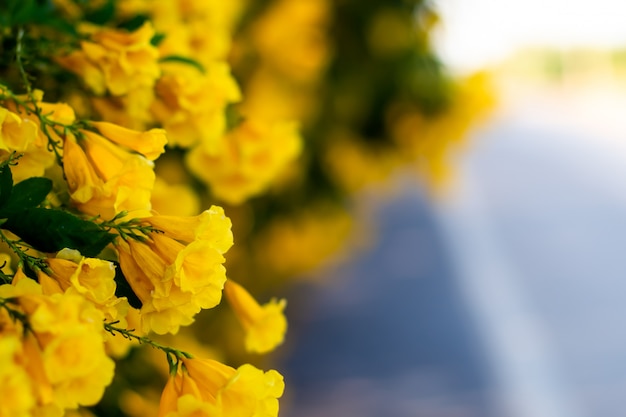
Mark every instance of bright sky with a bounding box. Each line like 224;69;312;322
434;0;626;72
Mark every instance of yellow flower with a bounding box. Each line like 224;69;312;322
116;207;233;334
143;205;233;251
57;22;160;96
0;97;68;181
0;336;36;417
0;278;115;411
63;129;155;219
91;86;156;130
186;119;302;204
128;0;245;65
251;0;331;83
158;358;284;417
151;177;201;217
151;62;241;149
254;206;353;277
224;279;287;354
90;121;167;161
0;105;39;152
42;251;130;326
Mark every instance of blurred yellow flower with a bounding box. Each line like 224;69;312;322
254;206;353;278
187;119;302;204
251;0;331;83
91;86;156;130
57;22;160;96
151;177;201;217
151;62;241;149
0;336;36;417
224;279;287;354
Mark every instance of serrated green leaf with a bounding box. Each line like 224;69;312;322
113;263;142;309
150;32;166;47
2;208;117;257
119;14;149;31
0;177;52;217
84;0;115;25
0;166;13;210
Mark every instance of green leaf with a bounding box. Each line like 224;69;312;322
113;263;142;309
118;14;150;31
0;177;52;217
0;166;13;210
84;0;115;25
159;55;205;74
150;32;166;47
2;208;117;257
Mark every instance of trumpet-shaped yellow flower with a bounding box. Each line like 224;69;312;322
158;358;284;417
0;277;115;412
186;119;302;204
0;335;36;417
0;97;69;181
39;251;130;328
116;207;233;334
143;205;233;251
0;105;39;152
63;129;155;219
90;121;167;161
251;0;331;83
224;279;287;354
151;62;241;149
57;22;160;96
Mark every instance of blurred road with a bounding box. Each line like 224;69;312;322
278;88;626;417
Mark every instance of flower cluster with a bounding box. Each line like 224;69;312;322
0;1;294;416
0;0;490;415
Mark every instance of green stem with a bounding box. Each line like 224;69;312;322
0;229;49;274
14;27;67;167
98;212;162;242
104;321;193;372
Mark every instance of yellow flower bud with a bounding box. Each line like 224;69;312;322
224;279;287;354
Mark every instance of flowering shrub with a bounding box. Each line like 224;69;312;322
0;0;491;415
0;1;290;416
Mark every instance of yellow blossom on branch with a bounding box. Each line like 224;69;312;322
115;206;233;334
63;129;156;219
158;358;284;417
